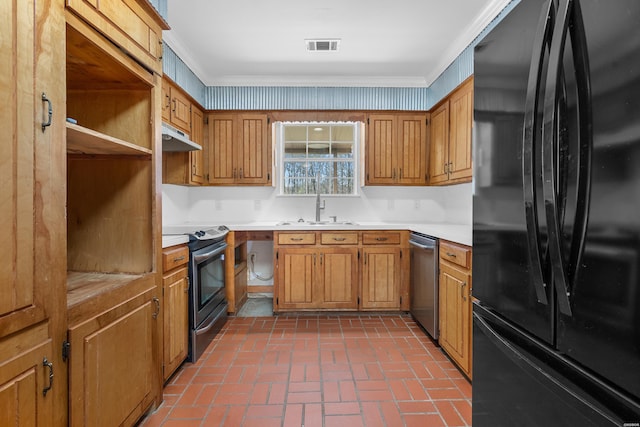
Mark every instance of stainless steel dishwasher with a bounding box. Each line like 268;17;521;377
409;233;439;339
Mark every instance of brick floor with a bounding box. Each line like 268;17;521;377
139;314;471;426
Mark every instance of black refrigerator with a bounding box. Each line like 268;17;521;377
473;0;640;425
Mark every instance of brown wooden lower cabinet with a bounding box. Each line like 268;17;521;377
438;240;473;378
162;245;189;382
273;230;408;312
68;284;158;427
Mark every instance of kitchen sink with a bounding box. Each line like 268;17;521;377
275;220;358;227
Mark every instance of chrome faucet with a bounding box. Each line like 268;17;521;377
315;175;325;222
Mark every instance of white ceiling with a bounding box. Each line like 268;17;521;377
163;0;511;88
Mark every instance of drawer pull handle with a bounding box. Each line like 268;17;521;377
375;237;388;241
446;252;457;258
152;297;160;319
333;237;346;241
42;357;54;396
461;282;467;301
173;256;185;262
290;237;304;241
41;93;52;132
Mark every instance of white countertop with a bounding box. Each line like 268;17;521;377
162;221;472;247
162;234;189;248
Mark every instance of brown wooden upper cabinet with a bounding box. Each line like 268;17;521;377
207;112;272;185
366;112;429;185
162;79;192;134
65;0;167;74
429;77;473;185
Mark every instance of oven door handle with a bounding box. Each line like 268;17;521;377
193;243;228;263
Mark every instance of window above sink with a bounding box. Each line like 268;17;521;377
275;122;363;196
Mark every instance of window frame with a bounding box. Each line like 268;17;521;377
275;121;361;197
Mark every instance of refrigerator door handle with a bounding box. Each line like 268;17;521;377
522;0;556;306
565;0;593;292
541;0;574;316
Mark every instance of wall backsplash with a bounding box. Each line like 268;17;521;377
162;183;472;226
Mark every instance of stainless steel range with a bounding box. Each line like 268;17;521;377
166;225;230;362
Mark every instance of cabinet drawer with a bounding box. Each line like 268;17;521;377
320;232;358;245
362;232;401;245
277;233;316;245
162;245;189;271
440;241;471;269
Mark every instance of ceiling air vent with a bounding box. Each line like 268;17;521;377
305;39;341;52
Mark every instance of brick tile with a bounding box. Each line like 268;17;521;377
454;378;472;399
364;363;385;380
245;404;284;418
428;387;465;400
287;391;322;403
358;389;394;401
242;417;283;427
324;402;361;415
351;363;369;380
355;380;388;391
306;364;322;381
168;405;209;420
324;414;365;427
404;413;446;427
289;381;321;392
283;403;303;427
304;403;323;427
162;420;204;427
397;401;437;414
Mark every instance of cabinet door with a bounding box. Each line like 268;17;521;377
397;113;428;185
1;0;66;424
361;248;401;310
448;79;473;182
237;113;271;184
439;262;472;376
319;248;359;310
429;101;450;184
366;114;397;184
69;290;157;427
163;267;189;381
169;87;191;133
161;79;171;122
189;106;205;184
276;249;318;310
208;114;236;184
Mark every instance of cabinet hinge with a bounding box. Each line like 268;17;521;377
276;297;279;306
204;116;209;125
62;340;70;362
267;117;271;124
267;172;271;181
367;118;370;125
357;296;360;305
400;250;403;259
366;173;370;181
426;118;429;125
400;296;403;305
276;250;279;260
357;250;360;260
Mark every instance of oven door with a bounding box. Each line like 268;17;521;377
191;241;227;327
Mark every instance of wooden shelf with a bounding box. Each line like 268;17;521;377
67;271;151;310
66;122;152;157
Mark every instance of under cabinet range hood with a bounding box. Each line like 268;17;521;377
161;122;201;152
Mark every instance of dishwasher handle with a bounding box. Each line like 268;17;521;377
409;239;436;250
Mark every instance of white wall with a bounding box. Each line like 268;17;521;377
162;182;472;226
